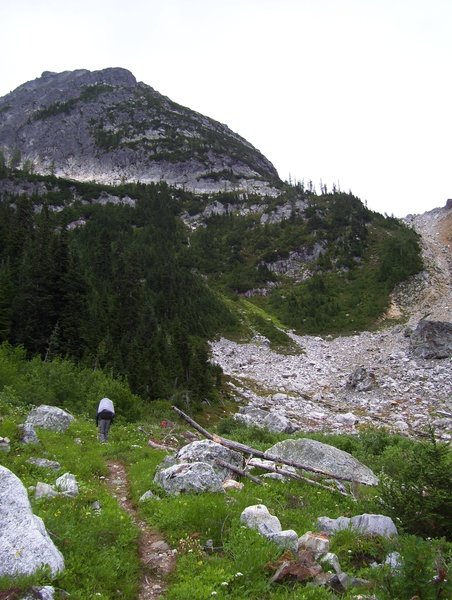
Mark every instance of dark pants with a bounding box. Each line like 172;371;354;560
98;418;112;442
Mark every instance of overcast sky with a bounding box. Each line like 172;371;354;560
1;0;451;217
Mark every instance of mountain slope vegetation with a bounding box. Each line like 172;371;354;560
0;166;422;405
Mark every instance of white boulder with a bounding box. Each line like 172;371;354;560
0;465;64;577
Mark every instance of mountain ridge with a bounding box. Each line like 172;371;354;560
0;67;281;195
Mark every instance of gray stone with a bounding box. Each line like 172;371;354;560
350;514;398;537
263;412;298;433
35;482;58;499
154;462;224;494
0;69;280;198
268;529;299;552
317;516;352;534
176;439;243;481
346;366;376;392
21;586;55;600
320;552;342;574
336;412;359;426
384;551;403;571
139;490;160;502
0;465;64;576
410;320;452;358
55;472;79;496
20;422;40;444
317;514;398;538
0;437;10;453
234;406;297;433
298;531;330;557
266;438;379;486
26;458;61;471
25;405;74;432
240;504;282;537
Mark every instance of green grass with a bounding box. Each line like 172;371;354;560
1;381;451;599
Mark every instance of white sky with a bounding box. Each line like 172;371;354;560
1;0;451;217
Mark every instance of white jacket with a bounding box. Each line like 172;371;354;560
97;397;115;415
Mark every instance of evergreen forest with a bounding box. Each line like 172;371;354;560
0;167;423;409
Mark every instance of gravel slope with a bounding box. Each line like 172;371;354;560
211;204;452;439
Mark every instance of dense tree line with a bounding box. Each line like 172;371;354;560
0;178;234;407
0;170;423;403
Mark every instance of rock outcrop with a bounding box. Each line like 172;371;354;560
410;320;452;359
0;465;64;577
0;68;281;196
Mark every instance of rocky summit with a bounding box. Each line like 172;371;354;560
0;68;280;195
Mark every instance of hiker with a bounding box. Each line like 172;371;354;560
96;397;115;442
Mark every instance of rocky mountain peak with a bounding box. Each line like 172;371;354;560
0;68;281;195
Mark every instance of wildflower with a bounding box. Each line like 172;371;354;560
234;572;243;577
221;581;228;586
211;593;217;596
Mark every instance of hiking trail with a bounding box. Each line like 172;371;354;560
105;461;176;600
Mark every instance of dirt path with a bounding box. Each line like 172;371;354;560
105;461;176;600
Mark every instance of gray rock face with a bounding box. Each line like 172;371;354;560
410;320;452;358
176;439;243;480
154;461;224;494
0;465;64;576
317;514;398;538
266;438;379;486
25;405;74;432
0;68;281;196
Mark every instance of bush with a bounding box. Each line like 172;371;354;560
372;535;452;599
377;432;452;538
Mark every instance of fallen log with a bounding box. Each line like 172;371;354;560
215;458;263;485
246;459;352;497
172;406;365;485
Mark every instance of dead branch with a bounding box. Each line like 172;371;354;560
215;458;263;485
172;405;365;485
247;459;353;497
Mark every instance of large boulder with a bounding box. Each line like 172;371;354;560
0;465;64;576
265;438;379;486
317;514;398;538
154;462;224;494
410;320;452;359
176;439;243;481
25;405;74;432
